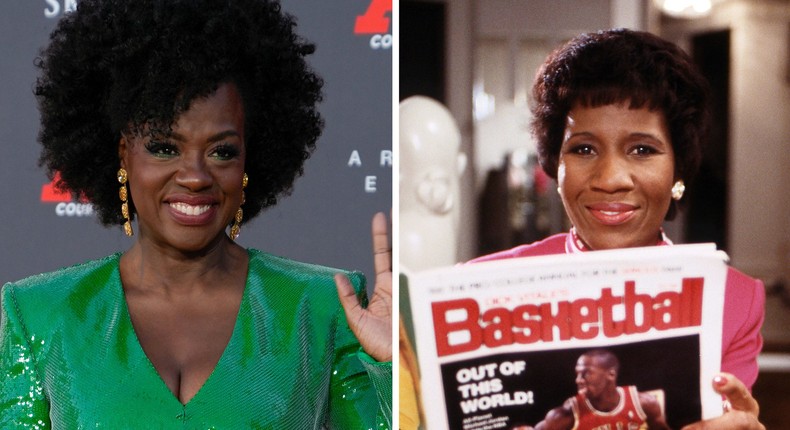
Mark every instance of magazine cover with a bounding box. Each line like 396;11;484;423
403;244;728;430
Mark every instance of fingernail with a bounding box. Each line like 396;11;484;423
714;375;729;386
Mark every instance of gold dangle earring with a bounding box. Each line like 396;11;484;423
230;173;248;241
117;168;133;236
671;180;686;201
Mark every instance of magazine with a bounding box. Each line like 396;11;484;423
402;244;728;430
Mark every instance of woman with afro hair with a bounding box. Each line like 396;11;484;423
0;0;392;428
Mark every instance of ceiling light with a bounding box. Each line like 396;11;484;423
655;0;712;19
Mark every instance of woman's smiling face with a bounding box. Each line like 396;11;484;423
119;82;246;253
558;102;676;250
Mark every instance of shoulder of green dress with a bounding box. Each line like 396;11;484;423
245;248;366;294
2;253;122;306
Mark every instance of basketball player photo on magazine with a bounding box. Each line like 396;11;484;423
402;244;728;430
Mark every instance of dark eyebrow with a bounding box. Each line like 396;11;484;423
169;130;241;142
630;132;664;141
565;131;593;139
563;131;596;143
564;131;666;144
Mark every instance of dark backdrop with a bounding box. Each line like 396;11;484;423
0;0;392;286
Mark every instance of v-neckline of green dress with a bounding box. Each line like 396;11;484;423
111;250;252;407
1;248;392;428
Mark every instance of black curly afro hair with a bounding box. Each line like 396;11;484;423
531;29;711;220
35;0;323;226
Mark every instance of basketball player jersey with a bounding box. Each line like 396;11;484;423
571;386;647;430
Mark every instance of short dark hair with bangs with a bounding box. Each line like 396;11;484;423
531;29;711;219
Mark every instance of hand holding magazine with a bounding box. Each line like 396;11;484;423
403;244;729;430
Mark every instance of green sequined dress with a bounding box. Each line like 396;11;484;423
0;249;391;429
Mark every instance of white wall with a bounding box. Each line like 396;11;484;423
442;0;615;261
660;0;790;285
728;4;790;284
443;0;477;261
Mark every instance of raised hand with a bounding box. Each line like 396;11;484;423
335;212;392;362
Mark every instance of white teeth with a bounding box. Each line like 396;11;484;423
170;202;211;216
600;211;620;216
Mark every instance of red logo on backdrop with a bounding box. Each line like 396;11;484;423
41;172;94;217
354;0;391;34
40;172;72;202
355;0;392;50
